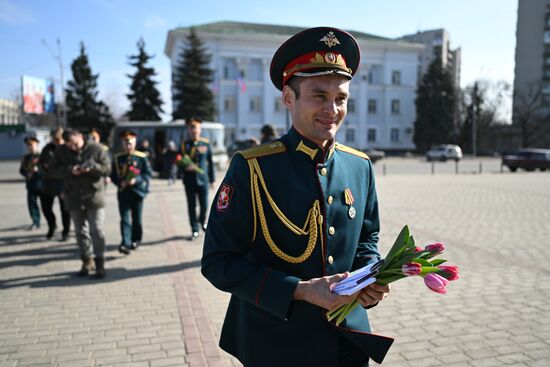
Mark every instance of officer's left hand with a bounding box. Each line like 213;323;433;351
357;283;390;308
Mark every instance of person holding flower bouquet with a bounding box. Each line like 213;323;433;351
202;28;392;367
111;130;152;254
19;135;44;230
180;118;215;239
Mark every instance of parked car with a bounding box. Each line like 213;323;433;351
364;149;385;164
502;148;550;172
227;138;259;158
425;144;463;161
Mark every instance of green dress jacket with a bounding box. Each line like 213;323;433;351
110;150;152;198
201;127;393;366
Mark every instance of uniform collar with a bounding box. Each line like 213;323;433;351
287;126;335;163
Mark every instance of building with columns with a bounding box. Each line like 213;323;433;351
165;22;424;152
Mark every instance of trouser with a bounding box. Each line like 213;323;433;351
70;207;106;259
40;193;71;234
184;182;208;232
117;190;144;246
26;189;41;226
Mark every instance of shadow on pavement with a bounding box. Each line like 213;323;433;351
0;259;201;289
0;233;50;246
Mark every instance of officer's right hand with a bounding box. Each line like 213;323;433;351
293;273;355;312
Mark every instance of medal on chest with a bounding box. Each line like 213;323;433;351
344;188;356;219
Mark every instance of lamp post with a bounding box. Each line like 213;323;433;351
41;38;66;128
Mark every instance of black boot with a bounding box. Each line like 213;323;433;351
46;225;56;239
94;257;106;279
78;257;95;276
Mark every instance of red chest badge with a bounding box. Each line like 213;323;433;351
216;183;234;212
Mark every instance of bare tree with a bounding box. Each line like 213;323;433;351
513;82;550;148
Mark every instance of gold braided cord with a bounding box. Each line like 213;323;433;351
247;158;322;263
248;161;258;242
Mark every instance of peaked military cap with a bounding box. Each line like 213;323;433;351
119;130;137;140
23;135;39;144
270;26;361;91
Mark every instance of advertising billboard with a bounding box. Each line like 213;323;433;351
22;75;55;114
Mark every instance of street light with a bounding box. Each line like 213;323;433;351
41;38;66;128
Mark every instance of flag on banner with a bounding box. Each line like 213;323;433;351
236;78;247;93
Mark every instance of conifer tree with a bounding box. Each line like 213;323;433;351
65;42;114;140
172;28;215;121
126;38;164;121
413;56;456;152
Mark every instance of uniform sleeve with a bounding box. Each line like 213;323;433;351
201;154;300;321
110;156;120;187
353;159;382;270
19;156;27;178
207;143;215;184
133;156;152;188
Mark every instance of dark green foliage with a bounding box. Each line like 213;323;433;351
65;42;114;140
413;56;456;152
172;28;215;121
126;38;164;121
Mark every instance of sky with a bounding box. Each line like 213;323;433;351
0;0;518;121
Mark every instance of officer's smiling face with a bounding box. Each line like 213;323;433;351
283;75;349;148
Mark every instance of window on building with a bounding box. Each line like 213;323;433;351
391;99;400;114
368;99;377;114
345;128;355;143
390;128;399;142
274;98;283;112
391;70;401;86
222;58;237;80
250;96;261;112
348;98;356;113
248;59;263;81
546;58;550;65
545;31;550;44
224;96;235;112
367;128;376;143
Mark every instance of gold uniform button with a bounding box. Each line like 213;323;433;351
320;167;327;176
328;255;334;264
327;195;333;205
328;226;335;235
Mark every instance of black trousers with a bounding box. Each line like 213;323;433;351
183;181;208;233
40;193;71;234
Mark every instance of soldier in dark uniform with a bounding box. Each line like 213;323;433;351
201;27;393;367
111;131;152;254
181;118;215;239
19;136;43;230
38;127;71;240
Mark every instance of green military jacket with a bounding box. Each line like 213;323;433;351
19;152;43;192
201;127;393;366
111;150;152;198
181;138;215;187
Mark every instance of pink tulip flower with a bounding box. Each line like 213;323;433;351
425;242;445;256
424;273;449;294
437;265;459;281
402;262;422;276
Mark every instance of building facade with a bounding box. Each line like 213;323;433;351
401;29;461;90
0;99;21;125
165;22;424;151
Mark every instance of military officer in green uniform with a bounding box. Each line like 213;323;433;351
181;118;215;239
201;27;393;367
111;131;152;254
19;136;43;230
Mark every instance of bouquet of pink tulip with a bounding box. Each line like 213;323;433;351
327;225;459;326
125;165;141;183
176;154;204;174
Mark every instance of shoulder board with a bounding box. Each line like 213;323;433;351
132;151;147;158
199;137;210;143
335;143;370;160
114;151;126;159
101;144;109;151
239;141;286;160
